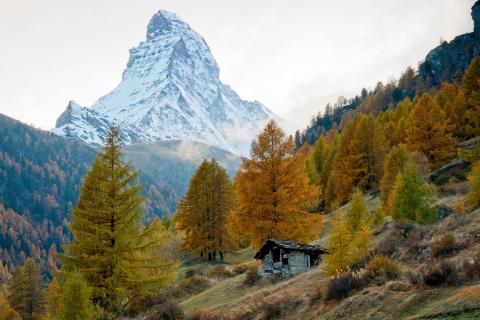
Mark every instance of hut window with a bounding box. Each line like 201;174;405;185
272;248;280;262
305;254;310;268
282;253;288;265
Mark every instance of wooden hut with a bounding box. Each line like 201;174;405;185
254;239;327;277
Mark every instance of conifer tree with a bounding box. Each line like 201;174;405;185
380;145;411;209
346;190;370;234
324;211;352;276
59;273;94;320
62;128;178;314
0;297;19;320
406;93;457;169
373;205;385;225
232;120;322;249
176;159;236;260
350;222;373;264
8;259;46;320
462;56;480;137
390;163;436;224
47;278;61;320
467;163;480;211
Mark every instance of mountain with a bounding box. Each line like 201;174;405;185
300;1;480;146
418;0;480;87
53;10;284;157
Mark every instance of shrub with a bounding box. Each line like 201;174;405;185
458;254;480;281
145;300;184;320
325;272;367;300
206;266;234;279
243;264;260;286
231;264;247;275
185;309;222;320
184;269;197;279
365;255;401;280
422;260;457;286
431;233;457;258
403;271;421;285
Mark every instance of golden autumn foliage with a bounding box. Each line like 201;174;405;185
462;56;480;137
231;120;322;250
175;159;236;260
406;93;457;170
324;211;353;275
467;162;480;211
380;144;411;209
328;114;387;206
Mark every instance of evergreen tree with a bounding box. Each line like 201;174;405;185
350;222;373;264
380;145;411;209
406;93;457;169
59;273;94;320
175;159;236;261
390;163;436;224
62;128;178;314
346;190;370;234
324;211;352;276
0;297;19;320
462;56;480;137
8;259;46;320
467;162;480;211
47;278;61;320
232;121;322;249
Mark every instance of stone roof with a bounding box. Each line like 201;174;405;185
254;239;328;259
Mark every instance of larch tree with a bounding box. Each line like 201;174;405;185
62;128;178;315
8;259;46;320
324;211;352;276
380;144;411;209
346;190;370;234
0;297;18;320
406;93;457;169
59;273;94;320
350;222;374;264
389;163;436;224
175;159;236;261
232;120;322;250
47;277;61;320
467;162;480;211
462;56;480;137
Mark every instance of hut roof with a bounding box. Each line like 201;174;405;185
254;239;328;260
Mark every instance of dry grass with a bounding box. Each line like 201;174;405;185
445;284;480;303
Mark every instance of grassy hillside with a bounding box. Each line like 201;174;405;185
168;183;480;320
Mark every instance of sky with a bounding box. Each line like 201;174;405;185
0;0;475;130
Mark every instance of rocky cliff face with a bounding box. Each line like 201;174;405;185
418;1;480;87
53;10;285;156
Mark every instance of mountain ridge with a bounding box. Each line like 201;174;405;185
52;10;285;157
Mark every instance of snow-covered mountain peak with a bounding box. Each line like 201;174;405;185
53;9;287;156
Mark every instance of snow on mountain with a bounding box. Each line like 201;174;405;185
52;10;286;156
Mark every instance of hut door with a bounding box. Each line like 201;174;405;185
305;254;310;268
282;253;288;266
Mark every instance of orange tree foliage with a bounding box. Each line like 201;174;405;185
406;93;457;170
175;159;236;261
328;114;387;206
462;56;480;137
231;121;322;250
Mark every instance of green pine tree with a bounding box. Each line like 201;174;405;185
62;128;178;315
390;163;436;224
346;190;370;233
8;259;46;320
59;273;94;320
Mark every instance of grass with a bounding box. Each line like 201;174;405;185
180;273;259;312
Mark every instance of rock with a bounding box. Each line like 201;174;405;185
436;204;452;221
428;159;472;185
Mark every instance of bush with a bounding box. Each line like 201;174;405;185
365;255;401;280
431;233;457;258
185;310;222;320
325;272;367;300
403;271;421;285
231;264;247;275
243;264;260;286
206;266;234;279
145;300;184;320
458;253;480;281
422;260;457;286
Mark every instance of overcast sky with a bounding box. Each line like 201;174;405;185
0;0;475;130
